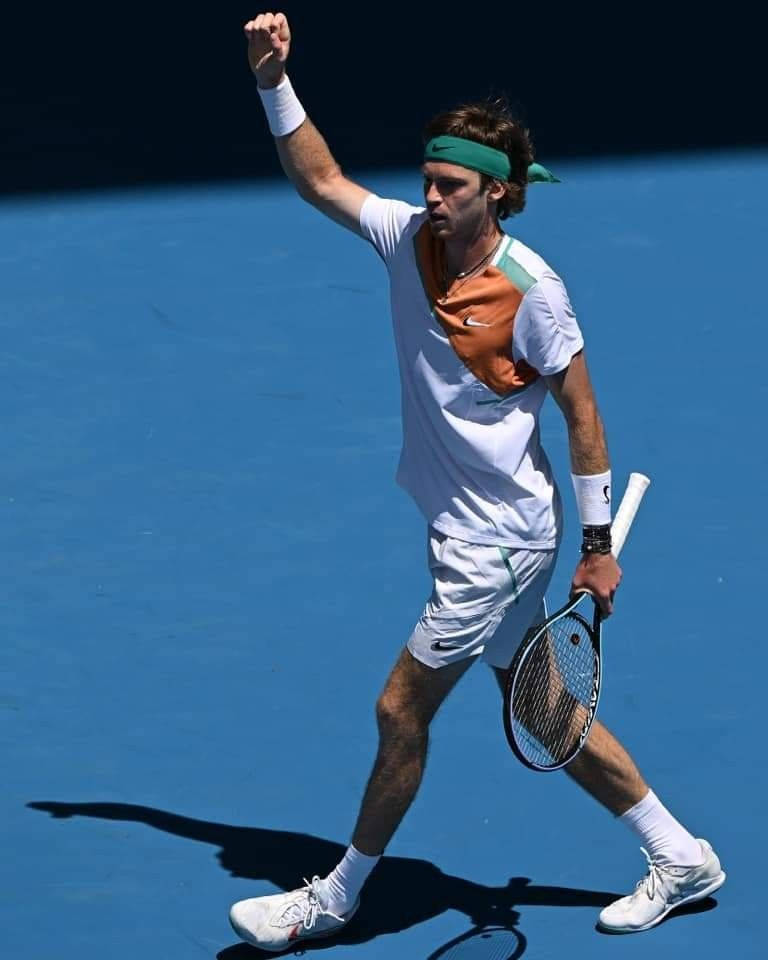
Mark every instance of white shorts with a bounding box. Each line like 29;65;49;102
407;527;558;670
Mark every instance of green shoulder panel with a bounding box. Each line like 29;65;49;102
497;242;537;295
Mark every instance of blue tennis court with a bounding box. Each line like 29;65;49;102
2;149;765;958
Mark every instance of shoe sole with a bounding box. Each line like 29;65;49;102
597;871;726;934
229;899;360;953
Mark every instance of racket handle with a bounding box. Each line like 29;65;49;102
611;472;651;558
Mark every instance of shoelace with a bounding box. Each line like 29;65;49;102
637;847;673;901
279;877;344;931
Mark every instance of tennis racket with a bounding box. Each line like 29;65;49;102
502;472;650;771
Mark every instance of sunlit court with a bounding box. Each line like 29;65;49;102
2;145;765;957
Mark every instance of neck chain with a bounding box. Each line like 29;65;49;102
441;234;503;299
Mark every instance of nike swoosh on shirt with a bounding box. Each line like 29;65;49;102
463;316;491;327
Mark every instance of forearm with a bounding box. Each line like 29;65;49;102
247;15;367;231
257;73;344;202
273;114;342;202
566;404;620;613
566;403;610;476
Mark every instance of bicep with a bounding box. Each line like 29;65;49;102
311;174;371;237
545;350;598;422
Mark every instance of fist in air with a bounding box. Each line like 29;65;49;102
244;12;291;88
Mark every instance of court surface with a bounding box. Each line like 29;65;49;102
2;150;765;959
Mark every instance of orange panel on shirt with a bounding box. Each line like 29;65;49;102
413;222;539;396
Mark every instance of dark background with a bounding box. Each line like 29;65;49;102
1;3;762;195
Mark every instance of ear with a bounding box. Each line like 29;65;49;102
486;178;506;203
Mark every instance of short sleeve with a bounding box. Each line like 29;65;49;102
359;194;425;267
512;274;585;376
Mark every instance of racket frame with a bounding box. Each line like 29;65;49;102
502;591;602;771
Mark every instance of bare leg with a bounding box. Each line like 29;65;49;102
352;648;475;855
563;718;648;813
492;668;647;815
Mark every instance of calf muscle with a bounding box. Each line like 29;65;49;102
491;667;647;815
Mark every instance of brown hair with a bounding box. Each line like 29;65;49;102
422;98;534;219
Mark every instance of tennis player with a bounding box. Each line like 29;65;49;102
229;11;725;950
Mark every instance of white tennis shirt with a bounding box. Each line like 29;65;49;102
359;194;584;549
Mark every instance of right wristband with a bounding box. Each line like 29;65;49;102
257;74;306;137
571;470;612;527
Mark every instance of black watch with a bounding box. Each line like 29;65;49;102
581;524;612;555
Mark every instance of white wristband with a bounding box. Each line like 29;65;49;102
571;470;612;526
257;74;306;137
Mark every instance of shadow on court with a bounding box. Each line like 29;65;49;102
27;801;720;958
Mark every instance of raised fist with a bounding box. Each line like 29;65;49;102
244;12;291;88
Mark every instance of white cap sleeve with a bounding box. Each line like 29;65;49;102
359;194;425;266
512;274;585;376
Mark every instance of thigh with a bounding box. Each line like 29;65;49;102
378;646;475;727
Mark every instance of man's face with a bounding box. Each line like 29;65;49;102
422;161;491;240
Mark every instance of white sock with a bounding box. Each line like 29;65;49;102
620;790;703;867
317;845;380;915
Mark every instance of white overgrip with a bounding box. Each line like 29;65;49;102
611;472;651;558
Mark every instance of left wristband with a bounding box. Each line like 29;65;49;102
257;74;306;137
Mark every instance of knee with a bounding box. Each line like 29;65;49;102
375;690;427;744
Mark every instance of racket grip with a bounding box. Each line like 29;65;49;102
611;472;650;558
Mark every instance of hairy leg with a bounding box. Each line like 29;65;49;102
352;648;475;856
492;667;647;815
563;718;648;813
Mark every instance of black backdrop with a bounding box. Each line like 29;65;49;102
1;3;762;195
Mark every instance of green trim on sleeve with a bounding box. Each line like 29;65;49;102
497;248;537;294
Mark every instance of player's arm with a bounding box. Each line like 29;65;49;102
546;351;622;615
244;12;370;235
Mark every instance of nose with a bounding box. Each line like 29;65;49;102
425;182;441;206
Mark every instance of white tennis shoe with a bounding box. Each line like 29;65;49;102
229;876;359;952
598;839;725;933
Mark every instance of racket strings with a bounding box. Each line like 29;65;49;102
511;613;596;767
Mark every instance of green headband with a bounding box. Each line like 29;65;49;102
424;135;560;184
